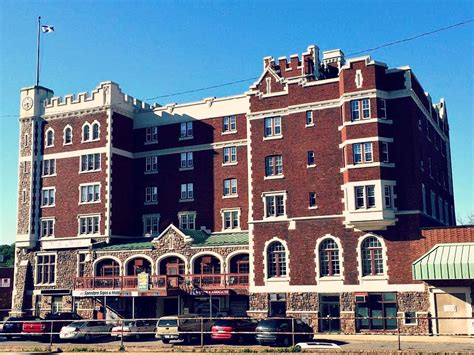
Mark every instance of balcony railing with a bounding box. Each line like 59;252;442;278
74;273;249;291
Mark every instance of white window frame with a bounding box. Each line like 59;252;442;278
40;218;55;238
354;185;376;209
179;152;194;170
381;142;389;163
262;191;287;219
178;211;196;230
91;121;100;141
357;234;388;281
82;123;91;142
145;156;158;173
384;185;393;208
80;153;101;173
77;252;88;277
223;178;238;197
42;159;56;177
145;186;158;204
180;183;194;201
305;111;314;126
78;214;100;235
223;115;237;133
351;99;371;121
79;183;101;204
63;125;73;145
353;142;373;164
314;235;344;282
221;208;241;231
223;146;238;165
265;155;283;178
307;151;316;167
263;237;290;282
180;121;193;139
145;126;158;143
35;253;57;286
263;116;282;139
41;187;56;207
45;128;55;148
143;214;160;236
308;192;317;209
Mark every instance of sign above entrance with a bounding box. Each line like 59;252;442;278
73;290;122;297
190;289;230;296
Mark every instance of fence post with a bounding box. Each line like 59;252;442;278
291;318;295;347
49;320;54;349
200;317;204;348
120;318;124;350
397;316;401;351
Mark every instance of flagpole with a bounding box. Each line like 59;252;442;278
36;16;41;87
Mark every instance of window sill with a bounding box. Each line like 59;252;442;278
78;201;101;205
144;140;159;145
307;164;316;168
82;139;100;144
179;136;194;141
34;282;56;287
41;205;56;208
305;123;315;128
317;276;344;282
266;277;290;283
144;201;158;206
263;135;283;141
179;198;194;203
223;195;238;199
41;174;57;178
63;142;73;146
222;227;241;232
263;216;288;221
45;145;54;149
222;162;238;167
179;166;194;171
308;206;318;210
264;175;284;180
144;170;158;175
222;130;237;135
79;169;102;174
360;275;388;281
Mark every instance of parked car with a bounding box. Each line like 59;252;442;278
0;316;37;339
211;318;258;344
155;314;213;344
59;320;112;341
111;319;156;340
255;318;313;347
22;312;81;340
294;342;341;350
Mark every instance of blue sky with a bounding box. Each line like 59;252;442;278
0;0;473;244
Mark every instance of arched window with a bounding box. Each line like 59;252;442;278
83;124;90;141
45;129;54;147
125;257;151;276
193;255;221;274
319;239;340;277
95;258;120;277
267;241;286;278
361;237;384;276
64;126;72;145
92;122;100;140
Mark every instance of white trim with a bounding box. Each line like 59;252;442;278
314;234;344;284
356;233;389;283
44;127;55;148
190;251;224;274
34;251;58;286
92;255;123;276
156;252;189;275
220;207;241;231
63;125;73;145
77;214;101;236
339;136;393;149
40;186;56;208
340;162;396;172
263;237;290;284
224;250;249;274
123;254;155;275
42;146;107;160
78;182;101;205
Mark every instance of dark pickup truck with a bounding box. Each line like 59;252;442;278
22;312;81;340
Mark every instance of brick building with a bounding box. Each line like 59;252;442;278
12;44;471;334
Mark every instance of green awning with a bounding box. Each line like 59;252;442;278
412;243;474;280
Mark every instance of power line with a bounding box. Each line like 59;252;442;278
1;18;472;118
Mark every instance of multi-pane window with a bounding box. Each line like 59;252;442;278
265;155;283;177
180;122;193;138
264;116;282;137
319;239;340;277
146;156;158;172
223;210;240;230
77;253;86;277
378;98;387;119
223;147;237;164
351;99;370;121
355;185;376;209
223;115;237;132
145;126;158;143
305;111;313;125
143;215;160;235
438;197;444;223
180;183;194;200
223;178;238;196
381;142;389;163
309;192;317;208
82;124;90;141
353;143;373;164
80;184;100;203
45;129;54;147
421;183;427;213
92;123;100;140
79;215;99;235
80;153;101;172
265;194;285;218
179;212;195;230
430;191;436;219
41;188;55;207
267;241;287;278
41;219;54;237
384;186;392;208
42;159;56;176
180;152;193;169
36;254;56;284
145;186;158;203
307;151;315;166
361;237;384;276
64;126;72;145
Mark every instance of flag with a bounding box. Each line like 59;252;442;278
41;25;54;33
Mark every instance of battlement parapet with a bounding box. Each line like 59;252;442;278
263;45;320;79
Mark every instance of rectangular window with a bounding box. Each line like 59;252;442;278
145;186;158;203
180;183;193;200
307;151;315;166
353;143;373;164
355;186;365;209
223;146;237;164
362;99;370;118
364;142;373;162
378;98;387;119
404;311;417;325
180;122;193;138
438;197;444;222
351;100;360;121
381;142;389;163
179;212;195;230
79;215;100;235
305;111;313;125
264;117;282;137
223;210;240;230
80;153;101;172
356;293;397;331
353;144;362;164
421;183;426;213
444;201;449;225
355;185;376;209
143;215;160;235
366;185;375;207
77;253;86;277
223;115;237;132
145;126;158;143
351;99;371;121
384;185;392;208
265;155;283;177
265;194;285;218
180;152;193;169
430;191;436;219
145;156;158;172
41;219;54;237
223;178;237;196
41;188;55;207
42;159;56;176
309;192;316;208
80;184;100;203
36;254;56;285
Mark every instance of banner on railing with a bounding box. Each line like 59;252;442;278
137;272;149;291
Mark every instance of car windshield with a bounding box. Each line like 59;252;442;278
258;319;285;328
124;321;136;327
67;321;86;328
158;319;177;327
213;320;234;327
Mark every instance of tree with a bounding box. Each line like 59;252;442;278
0;244;15;267
457;213;474;226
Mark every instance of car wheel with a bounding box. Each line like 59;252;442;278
294;345;302;351
162;339;170;344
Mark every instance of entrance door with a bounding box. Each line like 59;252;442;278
319;295;340;332
435;292;468;335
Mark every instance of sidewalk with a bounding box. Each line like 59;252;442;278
318;333;474;343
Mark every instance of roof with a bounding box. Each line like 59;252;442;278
412;243;474;280
93;230;248;251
